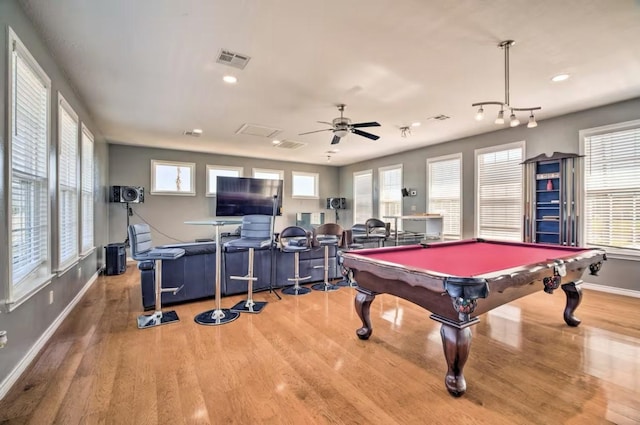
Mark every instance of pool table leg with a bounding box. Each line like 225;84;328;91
355;289;376;340
561;280;582;327
440;324;472;397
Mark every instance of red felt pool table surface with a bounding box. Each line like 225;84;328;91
350;239;592;277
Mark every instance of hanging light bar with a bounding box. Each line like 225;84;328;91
472;40;541;128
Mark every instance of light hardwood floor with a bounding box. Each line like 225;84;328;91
1;265;639;424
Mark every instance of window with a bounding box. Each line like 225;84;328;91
150;160;195;195
378;165;402;229
353;170;373;224
57;95;79;270
475;142;524;241
252;168;284;181
292;171;319;198
206;165;243;196
427;154;462;240
580;120;640;256
7;27;52;306
80;124;94;253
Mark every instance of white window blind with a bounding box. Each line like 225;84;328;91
428;154;461;239
354;170;373;224
206;165;243;196
9;28;51;295
81;125;94;253
476;143;523;241
379;165;402;229
58;96;79;268
583;125;640;254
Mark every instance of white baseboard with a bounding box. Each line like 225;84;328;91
0;271;100;400
581;282;640;298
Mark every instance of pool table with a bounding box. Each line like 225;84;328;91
341;238;606;397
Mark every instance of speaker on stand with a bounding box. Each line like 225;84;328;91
327;197;345;223
110;185;144;247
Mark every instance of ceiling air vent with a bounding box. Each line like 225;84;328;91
216;49;251;70
236;123;282;138
275;140;306;150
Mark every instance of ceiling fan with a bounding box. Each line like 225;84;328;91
299;104;381;145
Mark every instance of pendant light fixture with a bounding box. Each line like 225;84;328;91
472;40;541;128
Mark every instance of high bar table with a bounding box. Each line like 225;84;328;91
185;219;242;325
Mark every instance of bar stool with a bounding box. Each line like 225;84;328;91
129;224;185;329
279;226;312;296
336;228;360;287
224;215;273;313
311;223;343;292
353;218;389;248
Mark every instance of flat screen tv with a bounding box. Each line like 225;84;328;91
215;176;283;216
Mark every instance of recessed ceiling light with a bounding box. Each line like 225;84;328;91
272;140;281;145
411;122;421;127
551;74;570;82
223;75;238;84
183;128;203;137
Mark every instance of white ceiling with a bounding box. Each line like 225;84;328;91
18;0;640;166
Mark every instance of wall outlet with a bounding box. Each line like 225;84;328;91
49;290;54;305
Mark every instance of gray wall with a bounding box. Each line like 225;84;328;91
108;144;340;246
0;0;109;390
339;97;640;291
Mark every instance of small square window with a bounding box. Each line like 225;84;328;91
292;171;319;198
150;160;196;196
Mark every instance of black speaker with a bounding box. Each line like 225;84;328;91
105;243;126;275
327;197;346;209
111;185;144;203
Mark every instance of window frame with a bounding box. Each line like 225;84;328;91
206;165;243;197
427;153;462;240
353;169;373;224
378;164;403;229
474;141;525;241
579;119;640;259
291;171;319;199
252;168;284;181
80;124;95;255
56;93;80;272
6;27;54;310
150;159;196;196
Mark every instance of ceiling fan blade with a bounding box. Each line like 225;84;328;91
299;128;332;136
331;135;341;145
351;121;381;128
352;129;380;140
317;121;334;126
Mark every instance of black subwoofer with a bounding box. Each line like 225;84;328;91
105;243;126;275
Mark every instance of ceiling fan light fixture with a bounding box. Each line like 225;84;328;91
334;129;348;138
